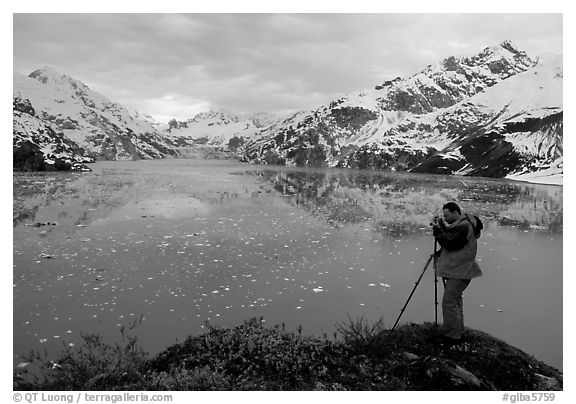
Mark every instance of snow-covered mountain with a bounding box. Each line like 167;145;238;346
13;67;177;170
162;109;281;150
242;41;562;184
13;42;563;183
13;95;94;171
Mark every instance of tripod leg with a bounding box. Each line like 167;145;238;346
434;240;438;326
391;253;434;331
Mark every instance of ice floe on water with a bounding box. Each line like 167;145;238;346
12;160;563;370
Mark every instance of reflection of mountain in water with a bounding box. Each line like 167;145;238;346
12;172;135;233
249;169;562;236
13;173;74;227
497;185;562;233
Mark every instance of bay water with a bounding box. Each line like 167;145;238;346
13;159;563;370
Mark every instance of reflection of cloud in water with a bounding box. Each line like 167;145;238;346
106;195;209;221
250;169;562;235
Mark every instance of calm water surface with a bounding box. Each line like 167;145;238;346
13;160;563;370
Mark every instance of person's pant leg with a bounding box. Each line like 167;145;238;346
442;278;471;339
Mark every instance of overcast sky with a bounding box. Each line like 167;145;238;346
13;13;563;123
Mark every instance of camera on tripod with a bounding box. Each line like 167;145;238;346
430;215;442;226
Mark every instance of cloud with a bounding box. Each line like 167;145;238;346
13;13;563;121
142;93;212;122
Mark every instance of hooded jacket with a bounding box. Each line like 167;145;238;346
433;213;482;279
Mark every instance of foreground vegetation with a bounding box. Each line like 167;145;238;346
14;317;562;391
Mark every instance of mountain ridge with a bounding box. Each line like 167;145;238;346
13;41;562;184
241;41;562;184
162;108;282;151
13;67;177;170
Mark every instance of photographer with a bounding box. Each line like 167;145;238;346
432;202;482;344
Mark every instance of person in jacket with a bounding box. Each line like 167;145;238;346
432;201;482;343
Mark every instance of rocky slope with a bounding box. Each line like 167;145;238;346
13;68;177;170
242;41;562;184
13;95;94;171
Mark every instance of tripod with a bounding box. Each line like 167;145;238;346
391;241;439;331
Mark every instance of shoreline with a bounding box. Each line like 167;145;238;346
14;319;563;391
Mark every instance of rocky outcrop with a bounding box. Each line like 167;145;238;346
13;320;562;391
